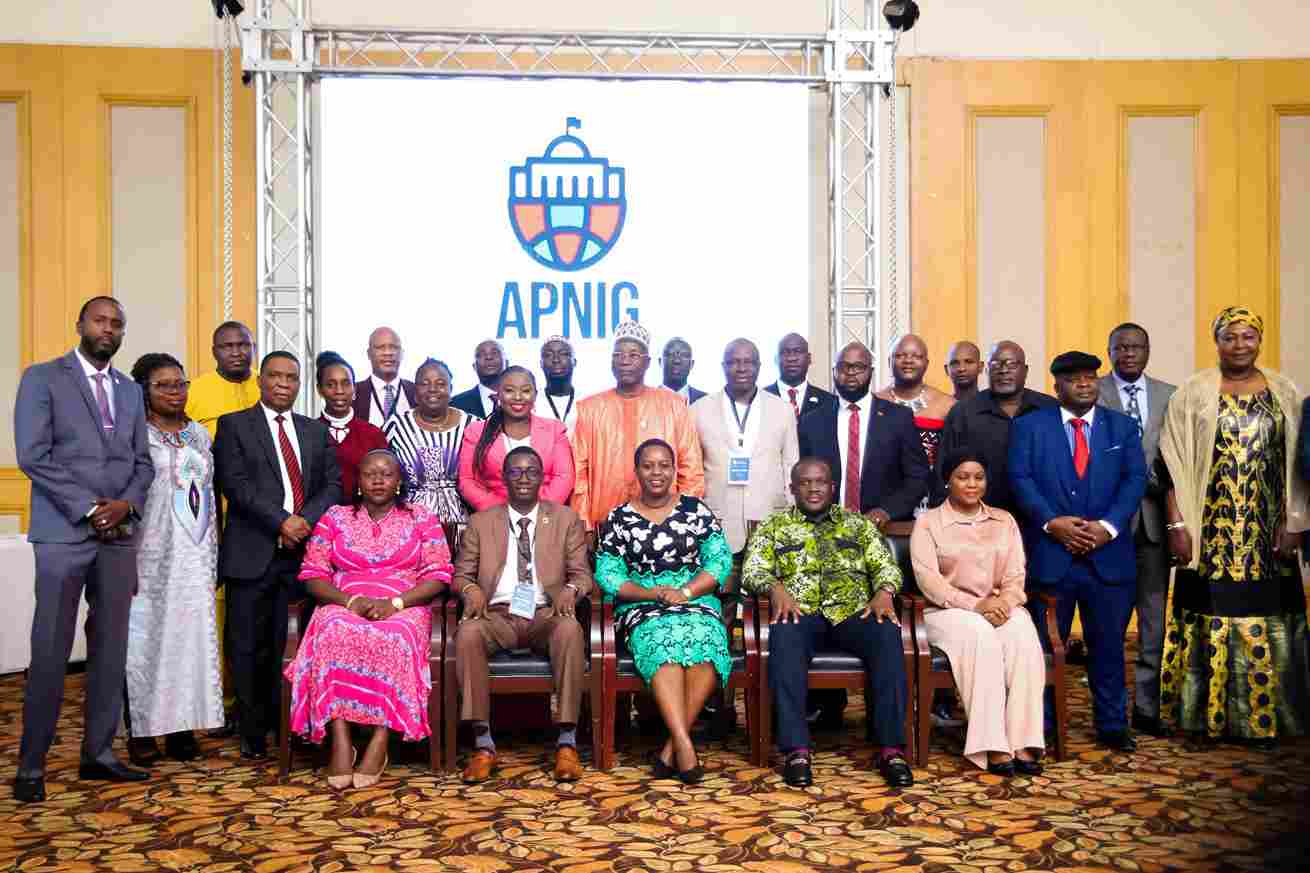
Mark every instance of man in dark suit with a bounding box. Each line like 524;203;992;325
764;332;836;421
798;341;930;528
1010;351;1146;752
660;337;706;404
13;296;154;802
1097;323;1176;737
214;350;342;759
353;326;416;427
450;339;505;419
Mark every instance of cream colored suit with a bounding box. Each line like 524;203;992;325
691;389;799;554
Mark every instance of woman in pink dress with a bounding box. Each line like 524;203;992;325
286;449;453;789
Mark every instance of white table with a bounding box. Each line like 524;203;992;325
1;535;89;674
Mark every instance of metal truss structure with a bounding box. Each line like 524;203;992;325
242;0;899;410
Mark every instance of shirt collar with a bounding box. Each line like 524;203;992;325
478;383;497;405
982;388;1043;417
837;390;873;414
261;402;292;424
780;379;809;399
75;347;110;377
939;499;1000;527
323;410;353;427
508;503;540;530
790;504;843;526
1112;371;1146;392
1060;405;1096;428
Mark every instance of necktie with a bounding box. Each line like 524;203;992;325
845;402;862;511
516;517;533;583
787;387;800;418
275;414;305;513
383;383;397;419
92;373;114;433
1123;384;1143;436
1071;418;1089;479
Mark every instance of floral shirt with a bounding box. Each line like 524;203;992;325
741;504;902;625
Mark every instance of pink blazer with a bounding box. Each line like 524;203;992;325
457;415;576;511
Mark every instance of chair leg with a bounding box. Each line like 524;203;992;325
427;671;441;772
602;689;617;771
444;660;458;771
916;681;934;768
278;677;293;782
745;684;760;767
758;682;773;768
1053;673;1068;762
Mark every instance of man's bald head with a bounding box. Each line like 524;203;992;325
945;340;983;398
367;326;403;380
889;334;929;389
987;340;1029;398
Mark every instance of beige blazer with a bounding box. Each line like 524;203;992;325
692;388;799;553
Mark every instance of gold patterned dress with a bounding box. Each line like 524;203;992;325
1159;390;1310;739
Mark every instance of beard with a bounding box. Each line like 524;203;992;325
834;380;870;404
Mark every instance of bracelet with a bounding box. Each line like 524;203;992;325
1166;521;1186;531
346;594;361;610
460;583;480;597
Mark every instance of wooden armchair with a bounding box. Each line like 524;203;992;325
440;594;604;770
597;593;762;770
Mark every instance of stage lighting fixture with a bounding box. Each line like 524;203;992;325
212;0;244;18
882;0;920;32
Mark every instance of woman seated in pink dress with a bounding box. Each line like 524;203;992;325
285;449;453;789
457;365;575;510
909;447;1046;776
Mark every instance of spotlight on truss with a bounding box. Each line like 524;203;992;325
212;0;244;18
882;0;920;32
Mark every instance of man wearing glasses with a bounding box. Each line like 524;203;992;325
937;341;1058;518
570;321;705;531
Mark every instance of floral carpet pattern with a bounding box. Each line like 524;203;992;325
1;661;1308;873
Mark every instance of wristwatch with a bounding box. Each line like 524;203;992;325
390;596;405;610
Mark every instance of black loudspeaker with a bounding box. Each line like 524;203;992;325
882;0;921;32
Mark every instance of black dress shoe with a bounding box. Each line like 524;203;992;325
128;736;161;767
1013;758;1044;776
678;764;704;785
1096;731;1138;753
78;759;149;782
165;731;201;762
986;759;1015;777
877;754;914;787
782;755;813;788
12;776;45;803
650;751;677;780
1131;711;1171;738
240;735;269;760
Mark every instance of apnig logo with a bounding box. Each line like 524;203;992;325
508;118;626;272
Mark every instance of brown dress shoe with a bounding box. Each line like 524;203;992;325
553;745;583;782
462;749;497;784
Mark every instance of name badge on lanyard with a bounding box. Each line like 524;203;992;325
509;582;538;619
728;395;754;486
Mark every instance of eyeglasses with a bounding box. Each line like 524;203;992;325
835;362;870;375
505;468;543;481
988;360;1022;373
151;380;191;393
611;352;647;364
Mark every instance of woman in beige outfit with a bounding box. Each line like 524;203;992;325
910;447;1046;775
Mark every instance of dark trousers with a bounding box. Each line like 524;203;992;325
1033;560;1135;735
768;612;907;752
225;553;302;741
1132;527;1171;719
19;538;138;776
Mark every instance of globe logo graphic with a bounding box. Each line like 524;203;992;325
508;118;626;272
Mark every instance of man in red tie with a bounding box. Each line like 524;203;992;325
764;333;836;422
1008;350;1146;753
213;351;342;760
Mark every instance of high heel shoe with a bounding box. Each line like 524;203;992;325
353;753;388;789
677;751;704;785
326;748;358;790
650;750;677;780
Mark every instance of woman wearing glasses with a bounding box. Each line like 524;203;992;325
123;353;224;766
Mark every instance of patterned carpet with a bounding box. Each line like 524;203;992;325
2;659;1308;873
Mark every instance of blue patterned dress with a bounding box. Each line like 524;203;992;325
595;495;734;686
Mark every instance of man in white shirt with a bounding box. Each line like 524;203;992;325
353;326;416;427
451;339;507;419
535;335;578;434
1097;323;1176;737
452;447;594;784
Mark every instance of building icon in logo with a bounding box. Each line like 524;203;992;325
508;118;626;271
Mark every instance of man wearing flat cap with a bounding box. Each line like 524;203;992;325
1008;351;1146;752
570;321;705;530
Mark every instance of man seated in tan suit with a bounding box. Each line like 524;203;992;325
452;446;593;783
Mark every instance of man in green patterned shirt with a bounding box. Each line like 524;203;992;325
742;457;912;788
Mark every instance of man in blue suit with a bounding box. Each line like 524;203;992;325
12;296;154;802
1009;351;1146;752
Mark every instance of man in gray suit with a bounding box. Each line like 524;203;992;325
12;296;154;803
1098;322;1176;738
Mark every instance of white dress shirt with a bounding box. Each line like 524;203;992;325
75;347;115;415
261;402;304;515
1112;371;1149;424
477;383;498;416
535;389;577;434
369;374;411;427
835;391;874;499
723;390;763;453
491;504;545;607
1056;405;1117;539
780;380;809;414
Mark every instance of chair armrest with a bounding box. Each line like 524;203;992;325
283;597;307;662
427;593;451;661
600;597;618;660
884;520;914;538
740;594;759;656
1035;591;1066;668
897;593;921;657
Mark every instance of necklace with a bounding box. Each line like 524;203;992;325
415;408;457;431
891;386;928;412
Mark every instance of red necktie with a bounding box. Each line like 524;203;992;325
1071;418;1089;479
845;403;862;511
275;414;305;513
787;387;800;418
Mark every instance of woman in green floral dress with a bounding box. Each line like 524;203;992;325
595;438;734;782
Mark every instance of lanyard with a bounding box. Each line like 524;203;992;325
545;389;575;423
729;392;755;447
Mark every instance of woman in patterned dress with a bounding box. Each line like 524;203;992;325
1158;306;1309;747
594;438;734;783
384;358;471;534
285;449;454;788
124;353;224;765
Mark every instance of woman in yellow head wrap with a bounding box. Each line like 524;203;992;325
1156;307;1309;747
